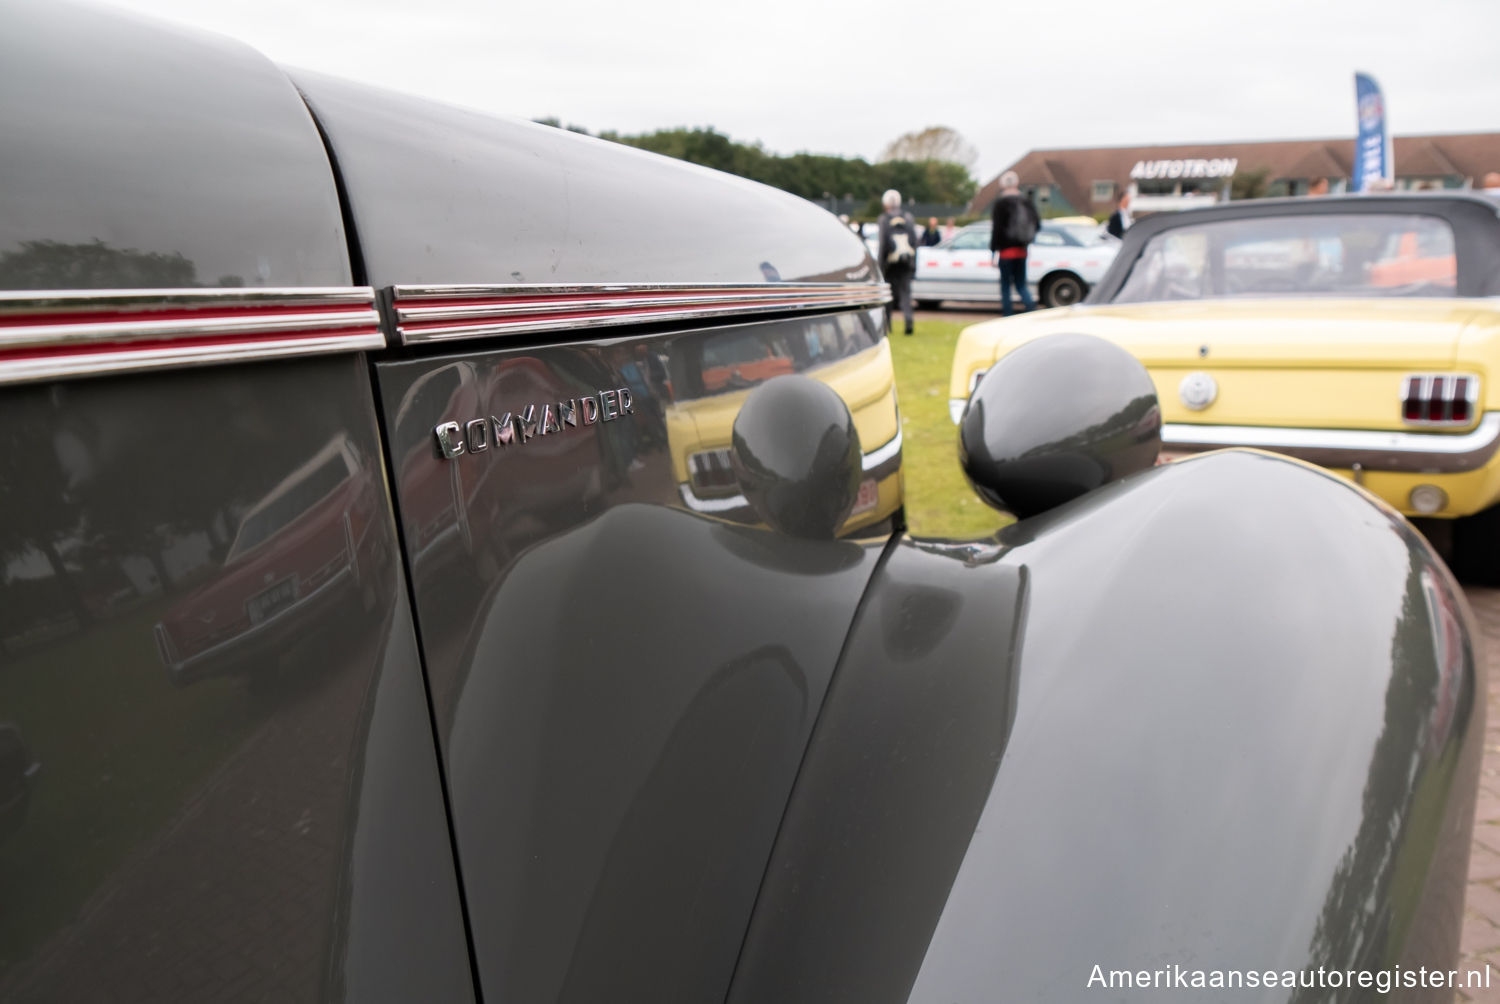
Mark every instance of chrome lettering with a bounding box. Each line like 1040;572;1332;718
493;413;519;446
437;386;635;461
434;422;466;459
465;418;489;453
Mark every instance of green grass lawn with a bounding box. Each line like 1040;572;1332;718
888;318;1013;539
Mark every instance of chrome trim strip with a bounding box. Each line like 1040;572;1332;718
391;282;892;344
0;287;376;316
0;288;383;384
861;425;903;471
677;428;904;514
1162;412;1500;474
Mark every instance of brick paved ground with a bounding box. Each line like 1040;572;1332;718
1460;586;1500;1002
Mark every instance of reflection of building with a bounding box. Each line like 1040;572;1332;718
970;133;1500;217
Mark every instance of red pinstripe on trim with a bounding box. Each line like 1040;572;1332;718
0;288;384;384
391;282;891;344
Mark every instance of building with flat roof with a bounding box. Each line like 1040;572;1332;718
969;133;1500;217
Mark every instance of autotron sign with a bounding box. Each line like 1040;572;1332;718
1129;159;1239;180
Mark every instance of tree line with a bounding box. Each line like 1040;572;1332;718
535;120;977;214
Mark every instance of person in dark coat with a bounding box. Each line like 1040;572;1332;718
988;171;1040;316
1106;189;1132;239
921;216;943;246
878;189;919;335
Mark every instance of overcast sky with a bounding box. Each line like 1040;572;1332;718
103;0;1500;183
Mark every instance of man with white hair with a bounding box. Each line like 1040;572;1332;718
989;171;1041;316
877;189;919;335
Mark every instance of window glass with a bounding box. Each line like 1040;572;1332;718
1113;213;1456;303
949;230;989;250
1033;231;1065;246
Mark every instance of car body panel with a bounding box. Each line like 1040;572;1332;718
731;451;1482;1003
0;356;472;1002
374;314;896;1004
291;71;876;290
0;0;350;291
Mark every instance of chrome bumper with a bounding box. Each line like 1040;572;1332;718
1162;412;1500;474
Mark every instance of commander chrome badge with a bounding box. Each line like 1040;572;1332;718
1178;371;1217;411
434;386;635;459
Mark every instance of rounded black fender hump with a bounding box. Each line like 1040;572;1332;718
730;449;1482;1004
0;1;350;290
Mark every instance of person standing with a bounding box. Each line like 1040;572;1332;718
922;216;943;247
989;172;1039;316
942;217;958;242
878;189;919;335
1106;189;1132;239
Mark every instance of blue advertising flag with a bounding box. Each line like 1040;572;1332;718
1352;72;1391;193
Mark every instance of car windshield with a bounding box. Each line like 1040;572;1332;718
1112;213;1458;303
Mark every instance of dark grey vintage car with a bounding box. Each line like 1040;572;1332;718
0;3;1484;1002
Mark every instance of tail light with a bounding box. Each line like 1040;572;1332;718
1401;374;1478;426
687;448;738;498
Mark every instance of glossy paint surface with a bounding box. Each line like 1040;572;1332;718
375;309;900;1003
731;450;1481;1003
0;0;349;290
0;356;471;1002
960;332;1161;517
292;71;876;289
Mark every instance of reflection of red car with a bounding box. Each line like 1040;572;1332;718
395;357;608;584
153;435;384;685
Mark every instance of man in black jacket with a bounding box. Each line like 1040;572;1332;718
988;172;1040;316
878;189;919;335
1106;189;1132;239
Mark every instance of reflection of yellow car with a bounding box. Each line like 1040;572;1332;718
666;314;902;534
949;194;1500;573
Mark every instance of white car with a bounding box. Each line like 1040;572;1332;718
912;222;1119;309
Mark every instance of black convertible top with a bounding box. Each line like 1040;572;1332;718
1086;192;1500;302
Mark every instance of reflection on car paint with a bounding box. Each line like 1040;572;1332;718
375;306;903;1003
0;356;470;1002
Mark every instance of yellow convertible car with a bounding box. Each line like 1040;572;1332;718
950;193;1500;576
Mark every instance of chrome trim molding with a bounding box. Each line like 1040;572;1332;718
391;282;892;344
0;288;384;385
1162;412;1500;474
861;425;904;471
677;428;903;515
